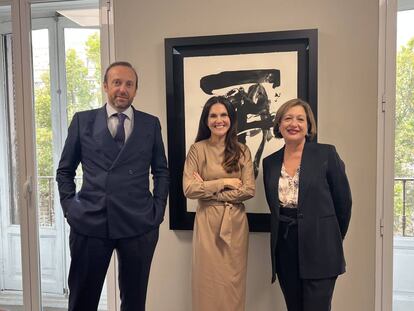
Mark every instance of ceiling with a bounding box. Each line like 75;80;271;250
0;0;98;24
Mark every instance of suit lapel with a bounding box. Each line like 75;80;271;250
110;107;150;168
122;108;148;153
91;105;120;165
297;142;314;210
267;147;284;212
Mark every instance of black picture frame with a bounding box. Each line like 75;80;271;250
165;29;318;232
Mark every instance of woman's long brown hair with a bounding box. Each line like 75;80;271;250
195;96;244;173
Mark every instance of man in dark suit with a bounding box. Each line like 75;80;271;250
56;61;169;311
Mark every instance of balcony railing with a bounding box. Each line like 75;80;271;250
395;177;414;237
36;176;414;235
37;176;55;227
37;176;82;227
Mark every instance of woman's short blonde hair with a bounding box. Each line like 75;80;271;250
273;98;317;141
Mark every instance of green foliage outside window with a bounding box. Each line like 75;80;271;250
34;31;101;227
395;37;414;236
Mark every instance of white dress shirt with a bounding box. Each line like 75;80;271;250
106;104;134;142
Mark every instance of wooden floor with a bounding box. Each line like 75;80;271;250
0;290;67;310
0;305;65;311
0;290;106;310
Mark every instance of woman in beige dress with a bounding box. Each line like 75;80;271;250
183;96;255;311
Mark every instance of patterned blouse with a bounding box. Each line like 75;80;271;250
278;164;300;208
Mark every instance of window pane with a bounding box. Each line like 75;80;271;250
33;28;55;229
65;28;102;121
394;7;414;311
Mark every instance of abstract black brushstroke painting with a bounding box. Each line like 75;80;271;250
165;29;318;231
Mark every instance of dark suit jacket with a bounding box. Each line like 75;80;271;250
263;142;352;282
56;105;169;239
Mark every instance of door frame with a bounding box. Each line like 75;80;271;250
11;1;42;309
376;0;397;310
0;25;13;292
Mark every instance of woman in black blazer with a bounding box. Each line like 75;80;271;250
262;98;352;311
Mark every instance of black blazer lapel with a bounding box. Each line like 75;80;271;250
265;147;284;284
267;147;284;213
297;142;316;211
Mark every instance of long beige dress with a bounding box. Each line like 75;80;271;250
183;139;255;311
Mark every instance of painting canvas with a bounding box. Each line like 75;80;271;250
165;29;318;231
183;52;297;213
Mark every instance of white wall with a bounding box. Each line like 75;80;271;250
113;0;379;310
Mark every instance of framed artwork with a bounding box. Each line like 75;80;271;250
165;29;318;232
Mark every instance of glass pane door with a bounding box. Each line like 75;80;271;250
29;1;106;309
0;4;25;310
394;5;414;311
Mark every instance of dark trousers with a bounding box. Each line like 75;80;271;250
276;208;337;311
68;228;159;311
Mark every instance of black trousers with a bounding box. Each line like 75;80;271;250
276;208;337;311
68;228;159;311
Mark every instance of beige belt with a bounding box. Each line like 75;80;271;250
198;200;243;247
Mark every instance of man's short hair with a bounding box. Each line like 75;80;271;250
103;61;138;89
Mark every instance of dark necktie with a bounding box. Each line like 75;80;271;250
114;113;127;148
